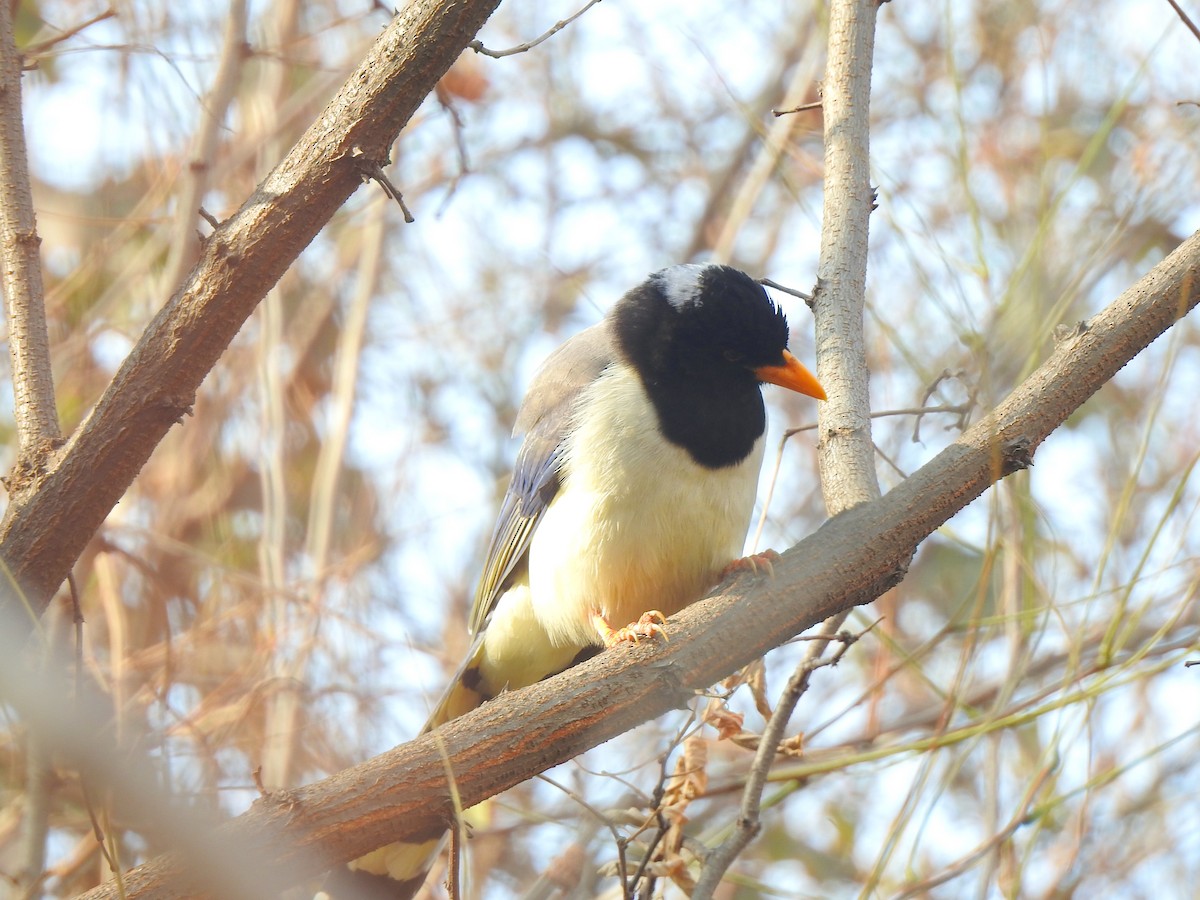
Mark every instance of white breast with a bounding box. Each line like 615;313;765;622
527;363;764;649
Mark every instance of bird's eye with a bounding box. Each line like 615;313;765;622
723;349;745;363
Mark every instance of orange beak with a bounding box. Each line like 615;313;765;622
754;350;826;401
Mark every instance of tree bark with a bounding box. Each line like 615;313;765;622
814;0;882;512
0;0;60;469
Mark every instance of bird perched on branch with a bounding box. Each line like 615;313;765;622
319;263;825;899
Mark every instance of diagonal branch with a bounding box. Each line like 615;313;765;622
0;0;503;625
70;228;1200;900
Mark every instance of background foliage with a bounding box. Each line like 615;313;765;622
2;0;1198;897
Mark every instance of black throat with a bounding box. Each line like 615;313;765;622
611;281;767;469
639;367;766;469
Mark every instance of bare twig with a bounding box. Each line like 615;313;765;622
915;368;976;441
470;0;603;58
433;84;472;212
538;774;629;887
754;401;969;551
771;99;823;117
0;0;60;471
198;206;221;229
621;749;689;896
781;403;976;439
1165;0;1200;43
447;822;461;900
159;0;249;296
889;762;1055;899
758;276;813;303
711;31;822;263
352;148;416;222
693;627;869;898
24;7;117;56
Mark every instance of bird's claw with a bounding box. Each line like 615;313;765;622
720;549;781;581
593;610;668;648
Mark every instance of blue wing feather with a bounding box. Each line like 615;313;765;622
468;323;613;636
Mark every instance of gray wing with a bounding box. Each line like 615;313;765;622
468;322;615;636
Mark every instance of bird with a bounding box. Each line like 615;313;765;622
318;263;825;899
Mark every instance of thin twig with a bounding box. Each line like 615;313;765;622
783;403;974;438
622;754;672;897
68;572;124;885
537;773;629;887
710;32;823;262
447;821;461;900
24;7;117;56
1165;0;1200;43
758;277;813;303
159;0;249;296
771;99;823;117
692;626;870;898
433;85;471;214
916;369;976;441
198;207;221;229
351;148;416;222
470;0;603;58
889;761;1055;899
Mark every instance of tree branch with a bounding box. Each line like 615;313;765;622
70;229;1200;899
814;0;882;512
0;0;503;626
0;0;61;471
692;628;863;899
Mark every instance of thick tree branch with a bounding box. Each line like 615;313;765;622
0;1;61;467
72;230;1199;899
0;0;502;626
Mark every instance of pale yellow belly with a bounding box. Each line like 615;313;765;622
526;365;763;649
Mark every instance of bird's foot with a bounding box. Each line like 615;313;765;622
720;549;781;581
592;610;668;648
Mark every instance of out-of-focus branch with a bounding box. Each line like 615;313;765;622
0;608;297;900
71;229;1200;900
159;0;250;294
305;196;385;577
0;0;503;628
0;1;61;470
710;29;822;264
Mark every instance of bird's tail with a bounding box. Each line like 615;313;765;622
316;637;492;900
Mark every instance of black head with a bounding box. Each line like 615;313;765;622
614;265;792;381
609;264;810;468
